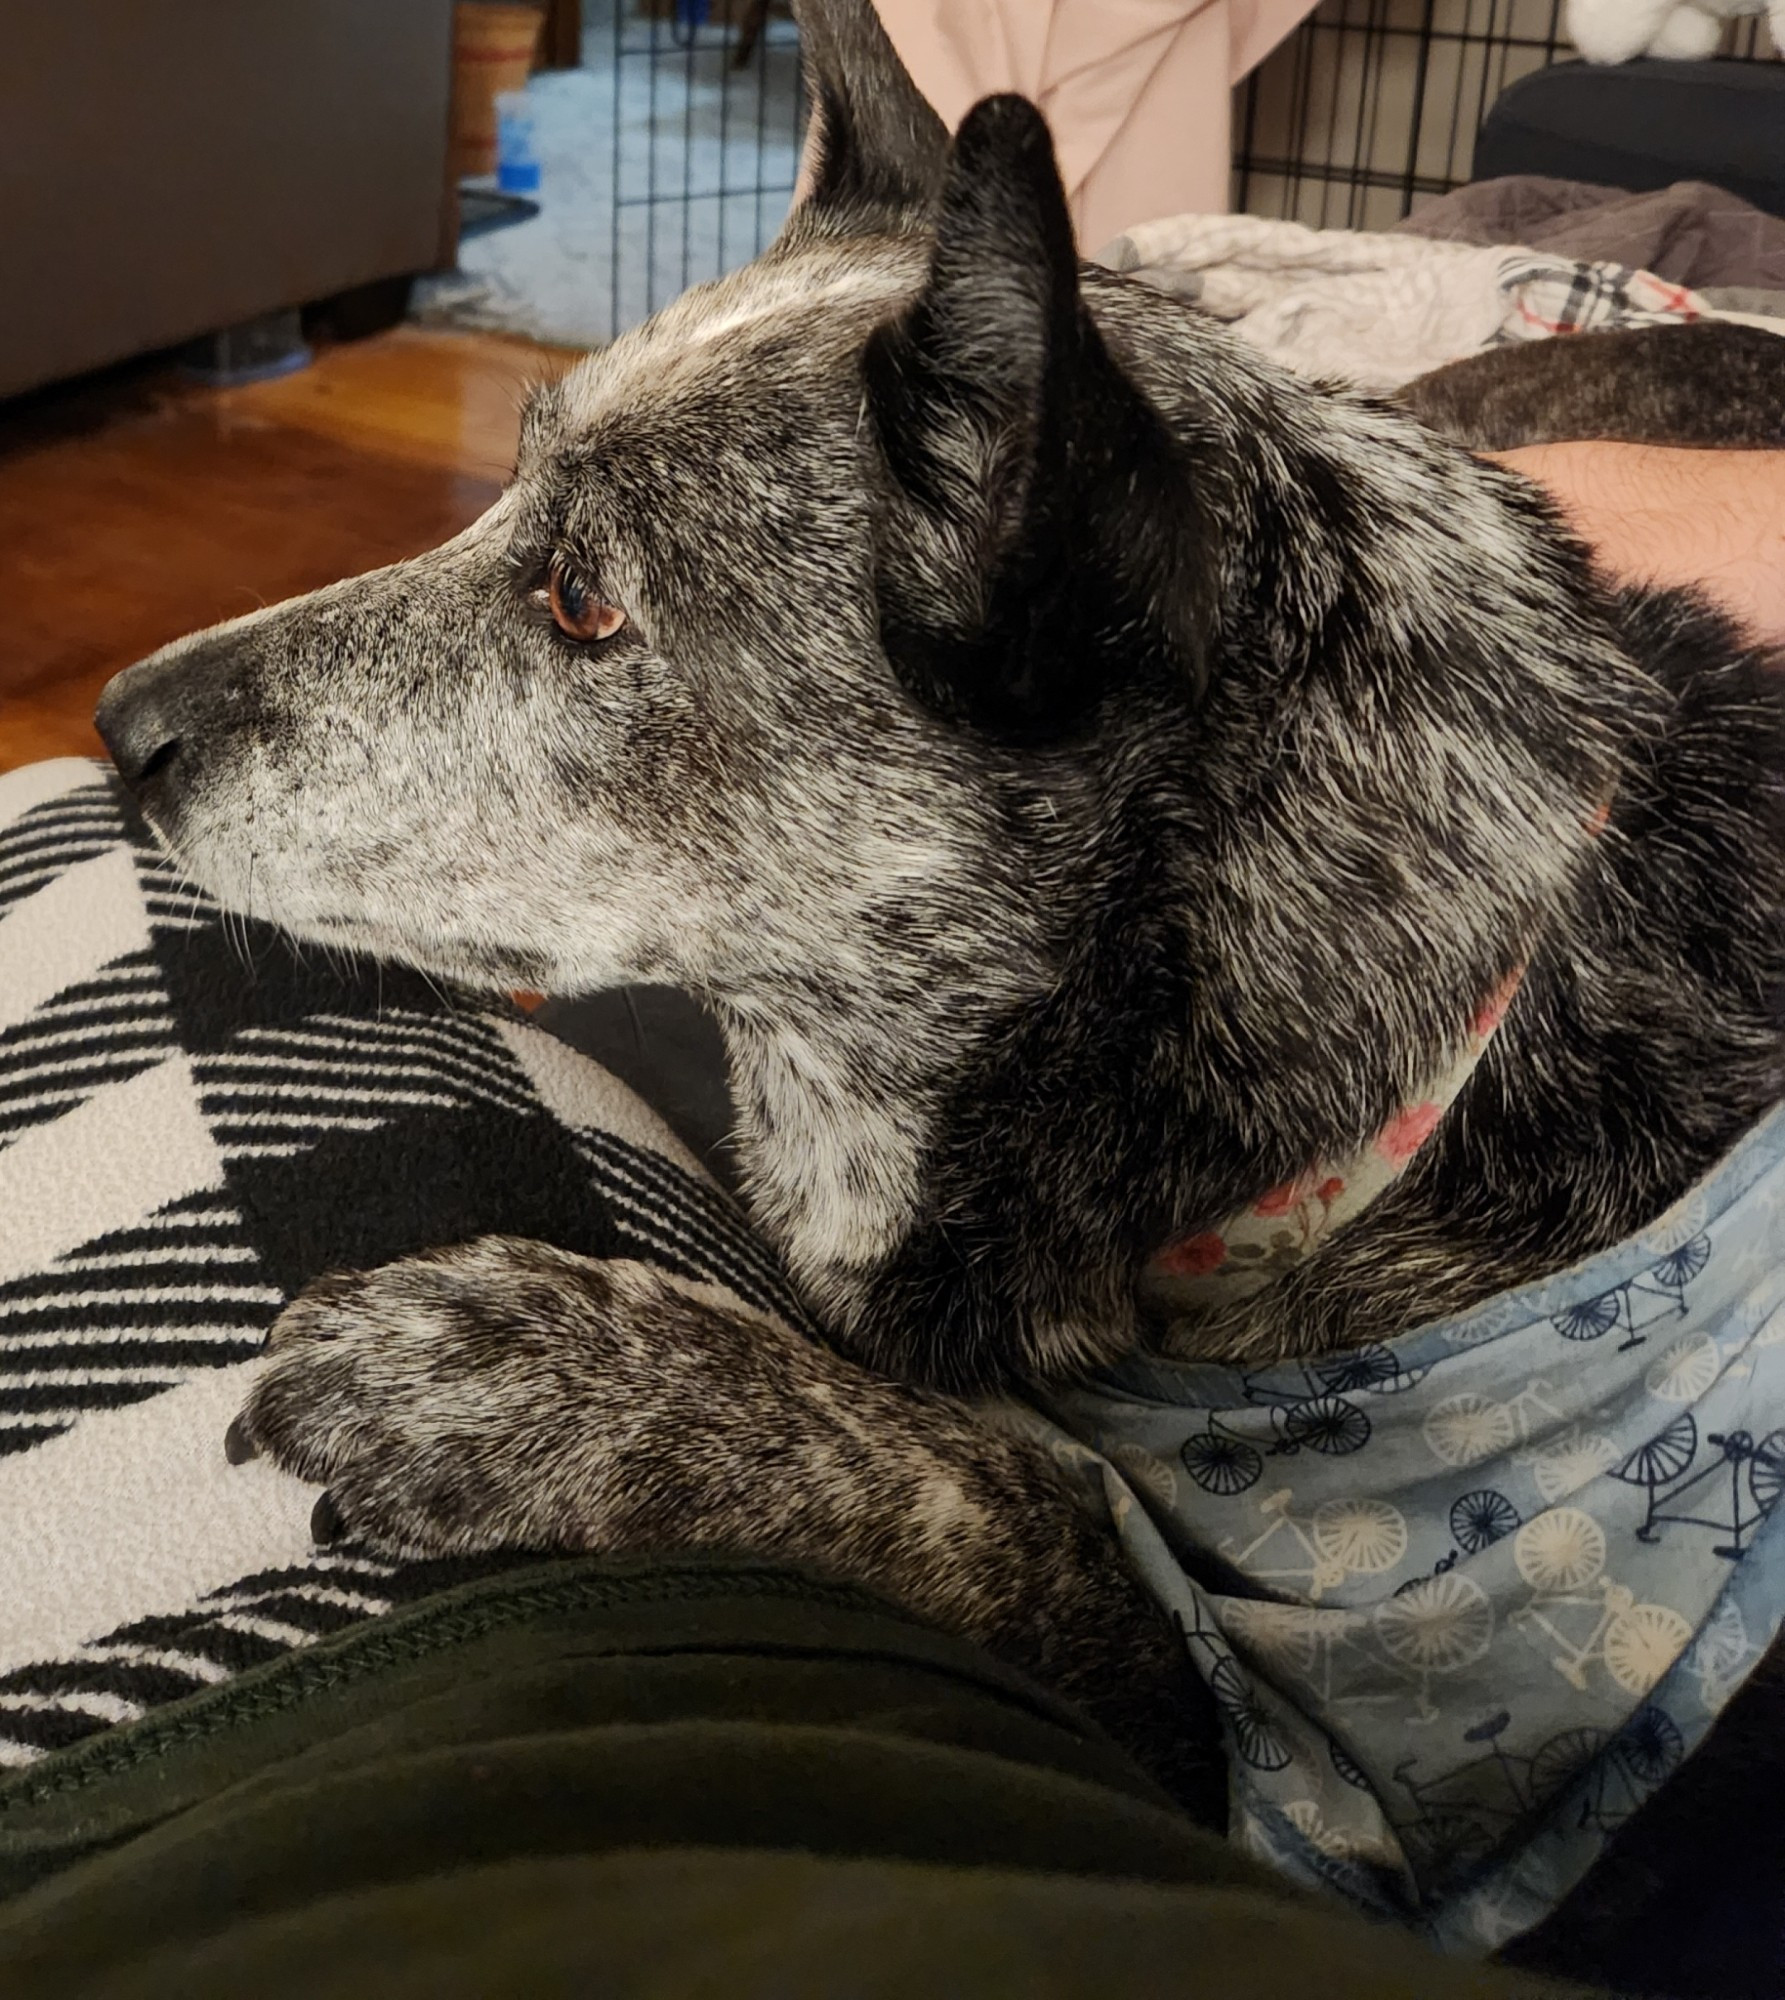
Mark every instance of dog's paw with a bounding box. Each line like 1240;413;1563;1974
227;1237;716;1558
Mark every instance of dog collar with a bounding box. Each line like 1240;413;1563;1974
1146;795;1616;1313
1145;967;1525;1313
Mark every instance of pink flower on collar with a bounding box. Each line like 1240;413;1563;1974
1253;1179;1304;1217
1156;1231;1228;1277
1376;1100;1444;1165
1254;1172;1348;1221
1472;968;1525;1040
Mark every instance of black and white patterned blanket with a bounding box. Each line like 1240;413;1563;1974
0;759;800;1766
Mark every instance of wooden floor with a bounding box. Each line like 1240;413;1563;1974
0;328;573;775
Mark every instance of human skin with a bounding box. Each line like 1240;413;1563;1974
1498;443;1785;645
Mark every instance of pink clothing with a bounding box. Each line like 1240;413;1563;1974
871;0;1322;249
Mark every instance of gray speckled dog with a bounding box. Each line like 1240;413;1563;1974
95;0;1781;1910
1400;320;1785;451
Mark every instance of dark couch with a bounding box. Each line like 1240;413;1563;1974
0;0;455;400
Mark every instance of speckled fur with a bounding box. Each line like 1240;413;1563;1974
1400;321;1785;452
96;0;1782;1878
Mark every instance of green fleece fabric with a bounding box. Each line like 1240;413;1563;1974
0;1555;1589;1998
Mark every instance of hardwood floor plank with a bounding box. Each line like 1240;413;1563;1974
0;330;574;772
210;326;575;480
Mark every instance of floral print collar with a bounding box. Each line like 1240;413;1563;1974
1145;968;1525;1313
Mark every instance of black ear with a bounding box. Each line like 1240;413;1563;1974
864;96;1214;741
787;0;948;231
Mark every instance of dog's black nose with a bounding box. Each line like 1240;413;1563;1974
94;665;185;792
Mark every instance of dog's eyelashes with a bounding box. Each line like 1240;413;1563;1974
541;558;627;644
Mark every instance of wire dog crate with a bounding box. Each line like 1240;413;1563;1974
570;0;1776;342
1235;0;1779;233
601;0;807;336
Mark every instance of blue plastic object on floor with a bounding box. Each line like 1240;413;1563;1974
497;89;541;196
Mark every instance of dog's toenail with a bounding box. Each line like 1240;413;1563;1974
311;1492;347;1545
224;1418;260;1465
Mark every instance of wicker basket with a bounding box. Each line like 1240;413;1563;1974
451;3;545;180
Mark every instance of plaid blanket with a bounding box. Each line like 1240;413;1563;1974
1497;252;1711;341
0;759;802;1767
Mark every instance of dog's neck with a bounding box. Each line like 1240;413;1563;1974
711;913;1532;1350
715;986;963;1317
698;696;1621;1374
703;753;1069;1333
719;945;1537;1346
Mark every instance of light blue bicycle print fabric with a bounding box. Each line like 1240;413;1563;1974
1029;1103;1785;1955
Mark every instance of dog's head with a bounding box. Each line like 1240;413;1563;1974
93;9;1219;1007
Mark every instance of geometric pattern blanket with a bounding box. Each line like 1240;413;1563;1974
0;758;804;1769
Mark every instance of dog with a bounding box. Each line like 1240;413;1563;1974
93;0;1783;1983
1400;321;1785;452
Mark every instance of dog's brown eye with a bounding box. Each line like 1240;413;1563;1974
545;559;625;643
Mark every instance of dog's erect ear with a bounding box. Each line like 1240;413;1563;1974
787;0;947;230
864;97;1213;741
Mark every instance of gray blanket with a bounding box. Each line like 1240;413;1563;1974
1398;175;1785;315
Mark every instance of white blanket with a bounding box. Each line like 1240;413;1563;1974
1100;212;1730;391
